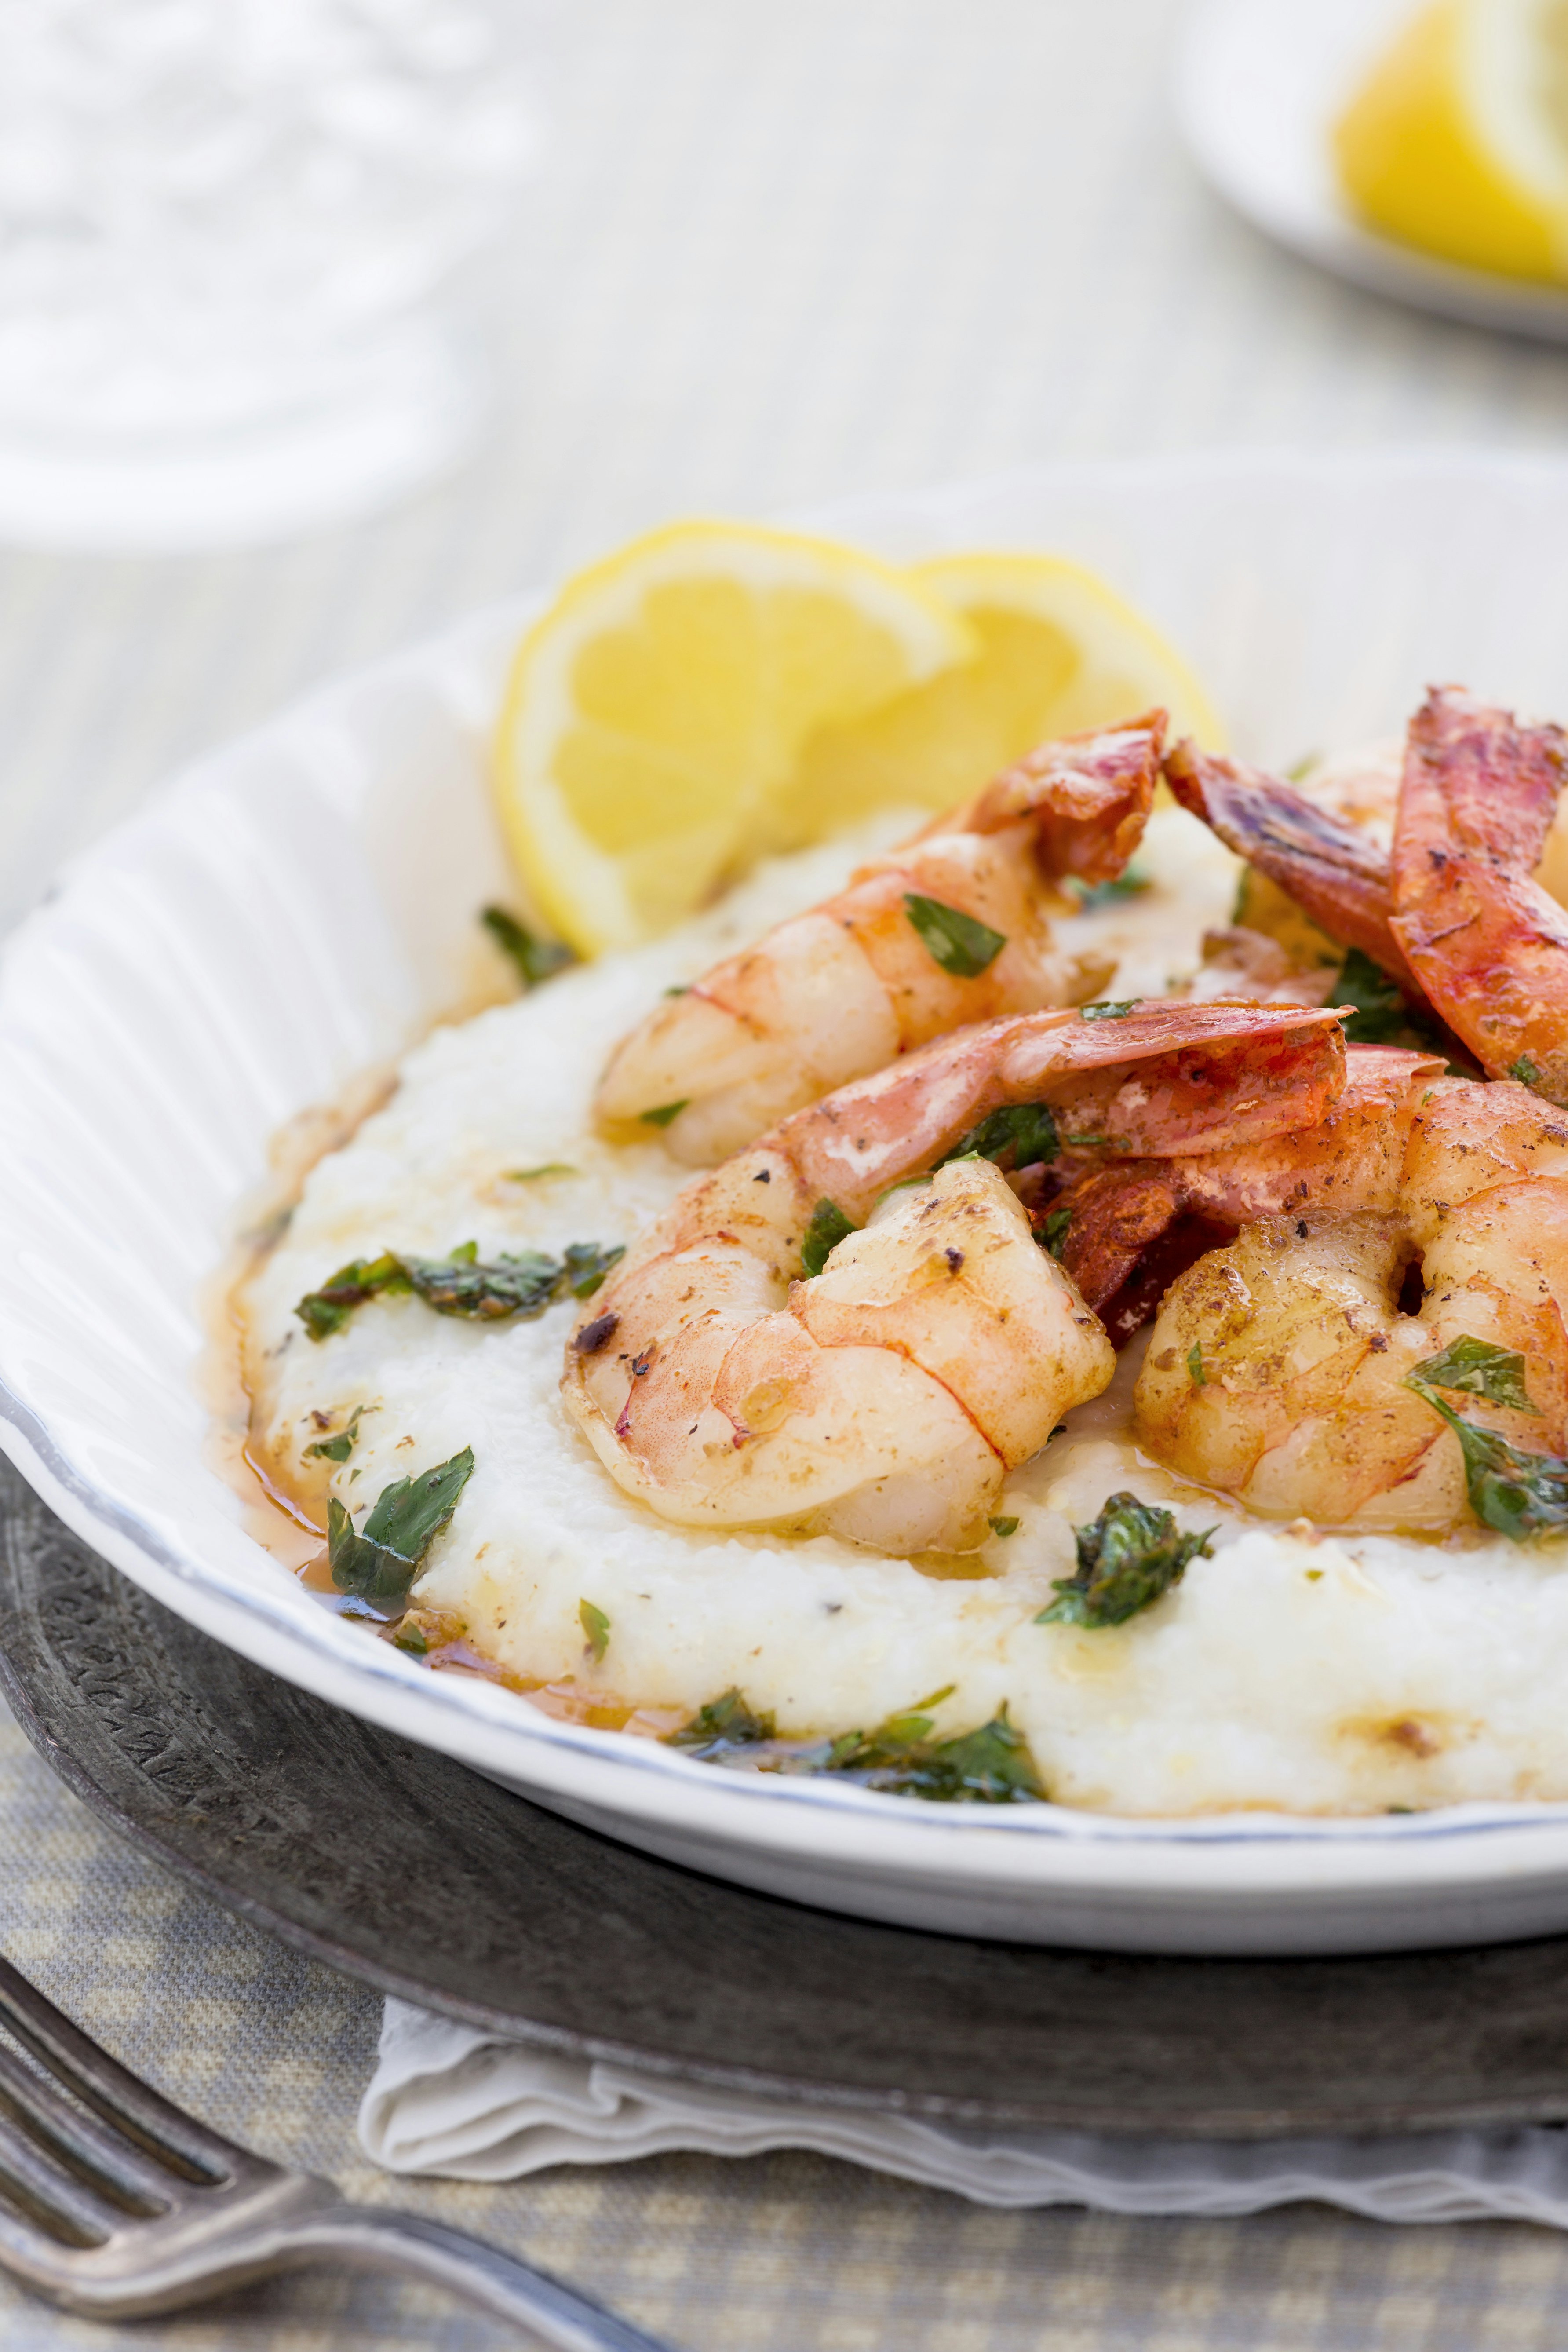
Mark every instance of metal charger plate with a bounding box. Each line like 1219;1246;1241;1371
7;1462;1568;2140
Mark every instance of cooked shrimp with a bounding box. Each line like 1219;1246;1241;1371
1053;1043;1446;1335
1391;687;1568;1105
1170;689;1568;1101
594;714;1166;1165
1165;738;1421;993
565;1000;1349;1552
1134;1074;1568;1532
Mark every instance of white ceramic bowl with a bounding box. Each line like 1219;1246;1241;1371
1178;0;1568;345
12;450;1568;1957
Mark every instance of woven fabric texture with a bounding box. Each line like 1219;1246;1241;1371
7;0;1568;2343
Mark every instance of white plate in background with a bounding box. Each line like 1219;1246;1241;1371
1177;0;1568;343
11;451;1568;1956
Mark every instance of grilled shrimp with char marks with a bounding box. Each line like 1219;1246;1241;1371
594;714;1166;1165
565;1000;1349;1553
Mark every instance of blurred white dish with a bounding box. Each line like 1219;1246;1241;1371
1177;0;1568;343
15;452;1568;1954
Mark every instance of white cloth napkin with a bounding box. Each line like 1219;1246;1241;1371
360;1999;1568;2224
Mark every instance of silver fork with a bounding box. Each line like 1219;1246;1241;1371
0;1954;675;2346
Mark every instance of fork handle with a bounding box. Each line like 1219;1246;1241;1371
279;2201;676;2351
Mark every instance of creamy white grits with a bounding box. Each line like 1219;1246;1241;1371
238;806;1568;1815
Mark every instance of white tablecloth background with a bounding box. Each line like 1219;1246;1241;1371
7;2;1568;2344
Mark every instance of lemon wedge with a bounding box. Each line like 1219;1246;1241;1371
1335;0;1568;282
493;519;974;954
782;549;1222;836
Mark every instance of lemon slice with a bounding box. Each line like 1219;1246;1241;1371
1335;0;1568;283
493;520;974;954
782;550;1222;836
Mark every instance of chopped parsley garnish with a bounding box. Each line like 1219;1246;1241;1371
295;1240;623;1338
1404;1338;1568;1540
579;1599;611;1662
1405;1388;1568;1541
1081;1001;1137;1020
1038;1492;1214;1629
328;1446;474;1602
666;1687;777;1760
1187;1343;1207;1388
1407;1337;1539;1416
938;1101;1059;1172
562;1242;624;1299
1331;947;1453;1059
784;1699;1044;1804
508;1163;577;1182
1066;865;1150;910
801;1197;857;1278
481;905;574;989
305;1407;363;1463
295;1252;410;1340
903;893;1006;979
1511;1055;1542;1089
399;1242;567;1318
1331;948;1414;1046
639;1100;689;1128
989;1515;1020;1539
666;1684;1045;1803
1039;1206;1072;1259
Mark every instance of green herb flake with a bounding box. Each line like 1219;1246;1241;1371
989;1515;1020;1539
1331;948;1413;1046
1080;1001;1138;1021
663;983;690;997
1187;1343;1207;1388
399;1243;561;1319
639;1100;689;1128
666;1687;778;1760
801;1197;858;1278
296;1240;623;1337
939;1101;1059;1172
481;905;575;989
1408;1336;1539;1416
1067;865;1150;910
508;1163;577;1182
903;893;1007;979
1040;1206;1072;1260
1063;1132;1109;1149
305;1408;362;1464
1404;1377;1568;1542
328;1446;475;1603
1511;1055;1542;1089
1038;1491;1214;1629
563;1240;625;1299
1331;946;1455;1058
784;1702;1044;1804
579;1599;611;1662
392;1617;429;1657
295;1252;412;1340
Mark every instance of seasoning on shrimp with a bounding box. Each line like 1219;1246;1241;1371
563;999;1349;1553
1134;1073;1568;1535
594;714;1168;1164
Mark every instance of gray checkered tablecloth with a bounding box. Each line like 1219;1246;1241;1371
7;2;1568;2343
